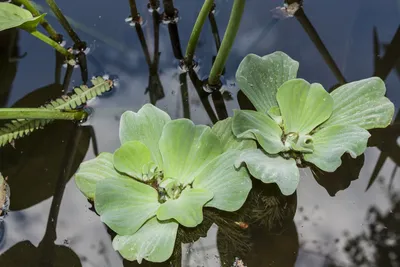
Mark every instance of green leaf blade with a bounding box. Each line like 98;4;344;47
119;104;171;169
304;125;370;172
232;110;285;154
192;150;252;211
236;52;299;113
235;149;299;196
159;119;222;185
211;117;256;152
113;141;156;181
156;188;213;227
0;3;38;31
321;77;394;130
112;217;178;263
95;178;160;235
74;152;129;200
277;79;334;135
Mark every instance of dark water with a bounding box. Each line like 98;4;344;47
0;0;400;266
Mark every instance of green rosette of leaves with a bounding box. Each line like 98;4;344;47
74;104;254;264
232;51;395;196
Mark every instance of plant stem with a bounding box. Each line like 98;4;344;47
208;0;245;86
0;108;87;120
45;0;82;46
184;0;214;66
29;30;72;59
14;0;60;41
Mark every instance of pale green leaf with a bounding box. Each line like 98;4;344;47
235;149;299;195
277;79;333;135
119;104;171;169
304;125;370;172
157;188;213;227
211;117;256;152
113;217;178;263
113;141;156;181
0;3;45;31
232;110;285;154
74;152;129;200
159;119;222;185
236;52;299;113
320;77;394;130
193;150;252;211
267;106;282;125
95;178;160;235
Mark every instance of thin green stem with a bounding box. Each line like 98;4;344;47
45;0;82;46
29;30;73;59
0;108;87;120
13;0;60;41
184;0;214;66
208;0;245;86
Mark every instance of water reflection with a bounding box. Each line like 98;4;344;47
0;0;399;266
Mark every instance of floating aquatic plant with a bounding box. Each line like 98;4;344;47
74;104;254;263
232;51;395;195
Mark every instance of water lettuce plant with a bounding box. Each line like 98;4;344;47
232;51;395;195
74;104;254;263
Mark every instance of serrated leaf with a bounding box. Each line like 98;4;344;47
0;3;45;32
235;149;299;196
276;79;333;135
320;77;394;130
211;117;256;152
156;188;213;227
232;109;285;154
112;217;178;263
304;125;370;172
236;52;299;113
0;76;112;147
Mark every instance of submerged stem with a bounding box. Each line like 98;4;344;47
29;30;73;60
14;0;60;41
45;0;83;46
0;108;87;120
184;0;214;66
208;0;245;86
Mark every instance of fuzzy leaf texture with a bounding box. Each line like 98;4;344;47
0;77;113;147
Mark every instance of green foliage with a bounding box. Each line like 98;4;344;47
74;104;252;263
0;2;45;32
232;52;395;195
0;173;6;212
0;76;113;147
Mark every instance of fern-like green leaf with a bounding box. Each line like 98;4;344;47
0;76;113;147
